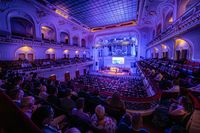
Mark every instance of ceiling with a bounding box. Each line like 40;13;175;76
41;0;139;28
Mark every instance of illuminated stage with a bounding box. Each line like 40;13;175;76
96;67;131;76
99;70;130;76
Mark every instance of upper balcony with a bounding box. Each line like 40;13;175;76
147;1;200;48
0;34;89;50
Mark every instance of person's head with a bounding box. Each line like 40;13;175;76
76;97;85;110
15;76;23;85
111;91;121;102
170;125;186;133
31;105;54;129
95;105;105;120
8;89;24;100
21;96;35;110
132;113;143;130
40;85;47;93
65;127;81;133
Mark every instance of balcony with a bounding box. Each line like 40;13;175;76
147;2;200;47
0;34;90;50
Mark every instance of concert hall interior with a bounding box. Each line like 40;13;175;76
0;0;200;133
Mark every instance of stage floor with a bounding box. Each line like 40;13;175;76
98;70;130;76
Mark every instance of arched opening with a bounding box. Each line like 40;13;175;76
15;46;34;61
164;10;173;29
75;50;79;58
63;50;69;59
175;39;192;61
41;26;56;41
153;47;159;59
161;44;169;59
81;39;86;48
45;48;56;60
60;32;69;45
73;36;79;46
11;17;34;38
177;0;199;17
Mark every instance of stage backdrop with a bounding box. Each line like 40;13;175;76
102;56;135;69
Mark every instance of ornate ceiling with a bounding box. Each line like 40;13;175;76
37;0;138;28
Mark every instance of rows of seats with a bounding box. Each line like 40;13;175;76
72;74;159;110
0;70;154;133
0;57;92;71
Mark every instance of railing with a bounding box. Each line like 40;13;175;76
0;34;89;49
0;60;94;73
0;91;42;133
147;1;200;47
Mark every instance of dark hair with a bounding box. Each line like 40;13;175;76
8;89;21;100
31;105;54;129
132;113;142;129
76;97;85;110
122;113;132;126
64;88;71;97
48;86;58;95
170;125;186;133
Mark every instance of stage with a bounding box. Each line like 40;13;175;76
99;70;130;76
93;67;131;77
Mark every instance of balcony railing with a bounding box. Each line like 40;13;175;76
0;34;89;49
147;1;200;47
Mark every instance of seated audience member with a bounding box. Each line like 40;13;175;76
165;80;180;92
72;97;90;122
21;96;37;118
107;92;125;111
47;86;61;107
131;113;150;133
60;88;76;113
154;72;163;81
31;105;65;133
180;77;195;88
65;127;81;133
91;105;117;133
14;76;24;89
169;125;186;133
117;113;132;133
147;69;156;77
169;96;190;117
39;85;49;100
8;88;24;107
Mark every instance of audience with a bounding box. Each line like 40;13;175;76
1;57;199;133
